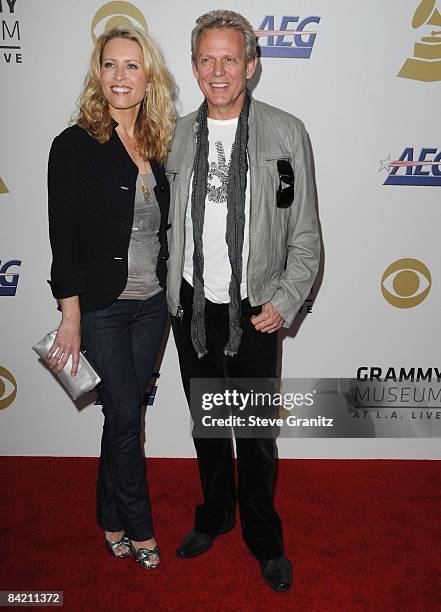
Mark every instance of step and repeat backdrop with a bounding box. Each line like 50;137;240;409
0;0;440;457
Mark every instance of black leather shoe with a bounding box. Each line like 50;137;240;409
260;556;293;592
176;529;214;559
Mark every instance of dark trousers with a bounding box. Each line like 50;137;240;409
81;292;167;541
171;280;284;561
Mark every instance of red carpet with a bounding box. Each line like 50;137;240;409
1;458;440;611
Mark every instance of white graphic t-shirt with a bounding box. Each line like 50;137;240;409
183;117;250;303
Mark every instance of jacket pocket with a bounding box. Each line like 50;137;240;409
165;169;179;183
258;155;294;209
264;158;294;209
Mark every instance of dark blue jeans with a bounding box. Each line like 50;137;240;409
81;291;167;541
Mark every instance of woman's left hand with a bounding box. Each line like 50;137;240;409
46;296;81;376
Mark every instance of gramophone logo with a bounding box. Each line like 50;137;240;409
398;0;441;81
91;1;148;42
0;177;9;194
381;259;431;308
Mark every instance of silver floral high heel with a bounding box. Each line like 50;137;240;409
130;542;160;569
105;534;131;559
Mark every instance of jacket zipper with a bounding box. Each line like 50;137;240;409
247;156;288;297
176;164;194;321
176;199;187;321
246;151;252;299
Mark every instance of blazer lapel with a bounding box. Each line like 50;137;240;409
103;128;137;168
150;159;170;228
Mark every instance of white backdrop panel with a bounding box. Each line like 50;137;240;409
0;0;439;457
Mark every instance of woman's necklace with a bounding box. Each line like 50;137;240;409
139;159;150;203
117;128;150;203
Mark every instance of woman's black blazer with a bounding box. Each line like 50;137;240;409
48;123;170;313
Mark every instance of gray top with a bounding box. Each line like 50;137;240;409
119;173;162;300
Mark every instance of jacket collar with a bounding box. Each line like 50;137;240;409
150;158;168;191
248;96;256;127
192;92;255;128
105;121;137;168
191;95;257;161
106;121;166;188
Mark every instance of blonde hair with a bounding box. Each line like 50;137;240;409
77;26;176;164
191;10;257;64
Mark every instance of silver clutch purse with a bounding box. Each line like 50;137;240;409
32;330;101;400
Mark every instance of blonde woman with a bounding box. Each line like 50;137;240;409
47;26;175;569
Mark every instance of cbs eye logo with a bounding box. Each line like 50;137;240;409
0;366;17;410
381;258;431;308
91;1;148;42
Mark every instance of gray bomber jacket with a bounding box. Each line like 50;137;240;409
166;97;320;328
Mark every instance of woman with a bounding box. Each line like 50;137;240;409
47;26;175;569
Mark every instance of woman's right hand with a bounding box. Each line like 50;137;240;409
46;296;81;376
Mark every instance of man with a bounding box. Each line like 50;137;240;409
166;10;320;591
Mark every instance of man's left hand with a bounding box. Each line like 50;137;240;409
250;302;284;333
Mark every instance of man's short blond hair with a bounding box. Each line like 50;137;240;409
191;10;257;63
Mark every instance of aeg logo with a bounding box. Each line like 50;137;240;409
255;15;321;58
0;259;21;296
379;148;441;186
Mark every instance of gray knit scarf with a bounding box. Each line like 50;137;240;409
190;93;250;358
